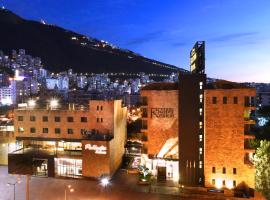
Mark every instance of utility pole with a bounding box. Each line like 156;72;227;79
26;175;30;200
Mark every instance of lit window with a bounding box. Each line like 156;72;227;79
199;134;203;142
199;161;203;168
199;82;203;90
199;148;203;155
199;108;203;115
199;94;203;103
18;127;24;133
199;121;203;129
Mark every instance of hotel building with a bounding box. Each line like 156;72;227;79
8;99;127;178
139;42;256;192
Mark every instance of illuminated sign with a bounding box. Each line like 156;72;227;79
151;108;174;118
85;144;107;154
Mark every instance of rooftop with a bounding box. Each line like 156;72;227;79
206;80;253;89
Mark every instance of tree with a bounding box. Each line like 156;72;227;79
254;140;270;200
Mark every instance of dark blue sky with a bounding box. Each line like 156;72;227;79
2;0;270;82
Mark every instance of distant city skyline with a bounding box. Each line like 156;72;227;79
2;0;270;82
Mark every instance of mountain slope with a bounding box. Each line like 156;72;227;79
0;8;185;75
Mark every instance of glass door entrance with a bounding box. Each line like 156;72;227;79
33;158;48;177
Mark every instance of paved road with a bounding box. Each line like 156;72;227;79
0;166;197;200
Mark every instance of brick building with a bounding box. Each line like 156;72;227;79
8;99;127;178
139;80;256;190
204;81;256;189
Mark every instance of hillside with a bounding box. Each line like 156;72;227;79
0;8;186;75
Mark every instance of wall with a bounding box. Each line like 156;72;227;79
140;90;179;156
204;88;256;189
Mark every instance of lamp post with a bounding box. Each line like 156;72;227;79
7;178;21;200
64;185;74;200
101;177;110;190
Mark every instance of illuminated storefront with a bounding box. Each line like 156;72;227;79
55;158;82;178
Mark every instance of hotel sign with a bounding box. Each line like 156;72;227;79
85;144;107;154
151;108;174;118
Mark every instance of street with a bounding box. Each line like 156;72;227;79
0;166;192;200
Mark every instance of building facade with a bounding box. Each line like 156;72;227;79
204;83;256;189
9;99;127;178
139;80;256;190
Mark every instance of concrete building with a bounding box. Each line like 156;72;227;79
8;99;127;179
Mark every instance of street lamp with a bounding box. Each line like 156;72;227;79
64;185;74;200
7;178;21;200
101;177;110;189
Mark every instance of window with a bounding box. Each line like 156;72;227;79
199;121;203;129
141;96;148;105
223;180;226;186
212;97;217;104
212;179;215;185
81;117;87;122
43;116;48;122
18;127;24;133
18;116;23;121
67;117;74;122
81;129;86;134
142;120;148;129
199;134;203;142
55;116;60;122
55;128;61;134
199;82;203;90
199;94;203;103
233;97;238;104
199;108;203;116
212;167;216;173
233;168;237;174
223;97;227;104
101;118;103;123
233;180;236;187
97;106;99;110
97;118;99;123
199;148;203;155
30;116;36;121
43;128;48;133
100;106;103;111
223;167;226;174
199;161;203;169
67;129;73;134
30;127;36;133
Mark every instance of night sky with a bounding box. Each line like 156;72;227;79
2;0;270;82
